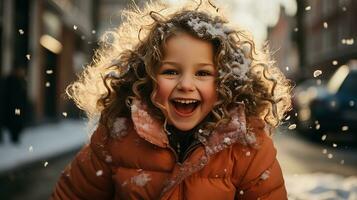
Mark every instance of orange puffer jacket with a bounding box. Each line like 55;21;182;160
51;100;287;200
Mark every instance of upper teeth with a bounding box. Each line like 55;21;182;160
173;99;198;104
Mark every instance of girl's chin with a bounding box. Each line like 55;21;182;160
170;122;197;131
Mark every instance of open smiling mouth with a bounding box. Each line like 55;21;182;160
170;99;201;116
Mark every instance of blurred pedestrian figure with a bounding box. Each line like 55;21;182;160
2;66;30;144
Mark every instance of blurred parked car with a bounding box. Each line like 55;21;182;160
292;60;357;144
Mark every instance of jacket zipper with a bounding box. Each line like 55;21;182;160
181;141;202;162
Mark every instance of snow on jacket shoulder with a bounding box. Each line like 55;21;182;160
51;100;287;200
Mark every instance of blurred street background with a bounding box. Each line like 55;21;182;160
0;0;356;199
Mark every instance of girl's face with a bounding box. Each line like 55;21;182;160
154;32;218;131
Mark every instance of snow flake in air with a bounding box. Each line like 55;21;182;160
18;29;24;34
29;145;33;152
305;6;311;11
341;125;349;131
15;108;21;115
26;54;31;60
96;170;103;176
46;69;53;74
323;22;328;29
349;100;355;107
327;153;333;159
62;112;67;117
321;134;327;141
315;124;320;130
44;161;49;167
45;82;50;87
332;60;338;65
313;70;322;78
288;124;296;130
73;25;78;30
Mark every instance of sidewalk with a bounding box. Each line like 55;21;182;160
0;120;89;174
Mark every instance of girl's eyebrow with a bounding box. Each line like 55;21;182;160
161;61;214;67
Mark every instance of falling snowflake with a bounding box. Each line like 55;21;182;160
321;135;327;141
294;27;298;32
15;108;21;115
26;54;31;60
44;161;48;167
330;100;336;107
313;70;322;78
315;124;320;130
73;25;78;30
323;22;328;29
332;60;338;65
327;153;333;159
349;100;355;107
288;124;297;130
285;115;291;120
62;112;68;117
91;30;96;34
29;145;34;152
46;70;53;74
18;29;24;34
341;126;349;131
131;173;151;187
45;82;50;87
322;149;327;154
340;160;345;164
239;190;244;195
285;66;289;71
305;6;311;11
96;170;103;176
245;151;251;156
332;143;337;148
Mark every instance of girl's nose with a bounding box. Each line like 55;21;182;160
177;75;195;92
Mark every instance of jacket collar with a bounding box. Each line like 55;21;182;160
131;99;169;148
130;98;256;150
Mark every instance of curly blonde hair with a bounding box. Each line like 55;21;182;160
67;0;292;135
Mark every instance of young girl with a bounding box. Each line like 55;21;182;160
51;1;291;199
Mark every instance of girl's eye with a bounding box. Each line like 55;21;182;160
196;70;212;76
161;69;178;76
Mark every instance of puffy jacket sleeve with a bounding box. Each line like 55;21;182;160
50;125;114;200
232;117;287;200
